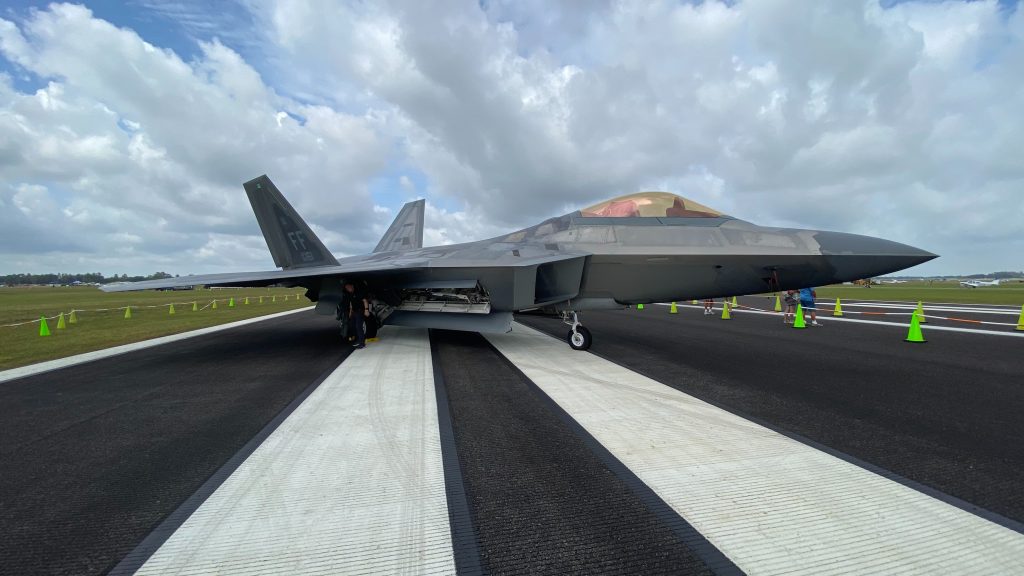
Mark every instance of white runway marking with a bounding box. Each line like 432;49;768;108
0;307;314;384
487;323;1024;575
135;327;455;576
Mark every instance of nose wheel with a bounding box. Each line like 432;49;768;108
567;325;592;350
561;311;592;351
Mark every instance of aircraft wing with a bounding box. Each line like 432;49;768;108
98;261;422;292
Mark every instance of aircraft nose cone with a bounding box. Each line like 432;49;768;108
815;231;937;279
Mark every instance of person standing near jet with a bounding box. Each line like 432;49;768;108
343;281;370;348
798;286;820;326
783;289;798;324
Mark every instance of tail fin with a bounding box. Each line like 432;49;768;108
243;175;339;269
374;199;425;253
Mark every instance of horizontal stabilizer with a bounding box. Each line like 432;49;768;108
374;199;425;253
243;175;339;270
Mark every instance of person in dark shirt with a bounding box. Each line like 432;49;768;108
342;281;370;348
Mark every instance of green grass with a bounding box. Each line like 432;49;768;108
0;286;311;370
813;280;1024;306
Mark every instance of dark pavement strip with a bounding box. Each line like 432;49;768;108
431;329;722;576
0;311;347;576
517;308;1024;526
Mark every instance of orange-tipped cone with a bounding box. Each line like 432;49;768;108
56;312;66;330
833;298;844;317
792;303;807;329
39;316;51;336
721;301;731;320
906;309;926;343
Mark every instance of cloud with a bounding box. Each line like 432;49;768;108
258;0;1023;273
1;1;1022;276
0;3;390;273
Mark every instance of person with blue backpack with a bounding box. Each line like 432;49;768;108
798;287;821;326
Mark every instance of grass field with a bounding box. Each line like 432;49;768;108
0;286;311;370
814;280;1024;306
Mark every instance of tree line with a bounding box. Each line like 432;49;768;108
0;272;175;286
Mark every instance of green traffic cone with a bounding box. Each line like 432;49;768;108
272;295;277;303
637;303;644;310
169;303;176;315
192;301;198;312
259;296;264;304
244;297;250;305
691;299;698;305
670;301;678;314
69;310;78;324
229;297;235;308
905;309;926;343
731;296;738;306
721;301;731;320
39;316;51;336
774;295;782;312
915;301;927;324
792;303;807;328
1016;305;1024;331
833;298;844;317
56;312;66;329
212;299;218;310
124;306;132;319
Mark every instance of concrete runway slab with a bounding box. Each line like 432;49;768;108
488;323;1024;575
133;327;454;576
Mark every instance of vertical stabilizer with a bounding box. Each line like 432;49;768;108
243;175;339;270
374;199;425;253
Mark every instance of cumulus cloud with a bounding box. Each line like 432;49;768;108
0;3;389;274
258;0;1023;273
1;0;1022;276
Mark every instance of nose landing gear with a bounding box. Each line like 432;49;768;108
561;311;592;351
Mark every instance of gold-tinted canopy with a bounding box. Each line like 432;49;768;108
580;192;724;218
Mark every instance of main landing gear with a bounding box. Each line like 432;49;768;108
562;311;592;351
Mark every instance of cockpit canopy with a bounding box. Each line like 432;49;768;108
580;192;724;219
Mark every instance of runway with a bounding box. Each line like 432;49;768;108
2;306;1022;575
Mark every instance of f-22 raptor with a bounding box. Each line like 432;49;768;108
104;175;936;350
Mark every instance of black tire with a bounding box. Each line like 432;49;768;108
567;326;592;351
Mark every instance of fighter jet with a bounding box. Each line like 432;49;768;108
103;175;936;350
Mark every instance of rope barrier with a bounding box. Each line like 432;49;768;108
0;294;304;329
725;301;1019;327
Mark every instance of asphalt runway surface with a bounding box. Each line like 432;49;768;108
0;312;347;576
519;305;1024;525
2;304;1021;575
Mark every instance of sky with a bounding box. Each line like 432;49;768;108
0;0;1021;277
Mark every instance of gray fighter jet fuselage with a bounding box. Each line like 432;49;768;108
104;176;936;350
